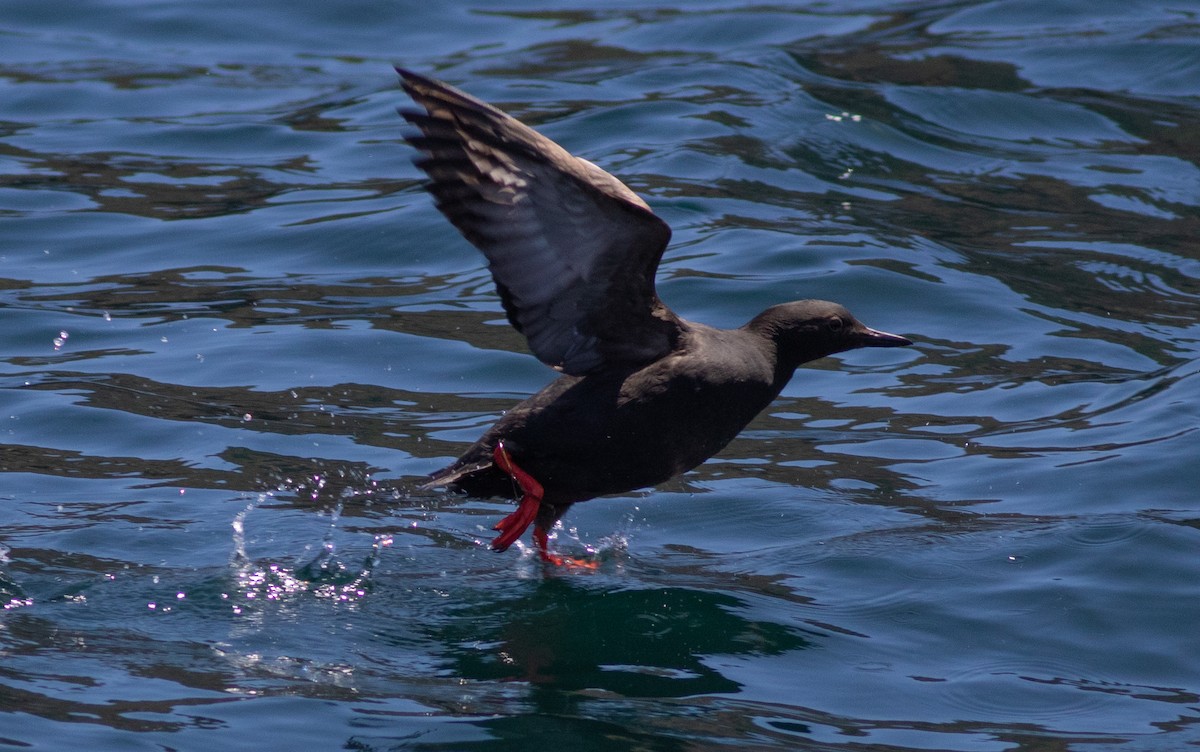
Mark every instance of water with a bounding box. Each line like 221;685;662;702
3;0;1199;749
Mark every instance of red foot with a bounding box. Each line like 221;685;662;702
489;443;598;568
489;441;543;552
534;526;599;570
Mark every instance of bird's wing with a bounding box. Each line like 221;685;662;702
397;68;682;375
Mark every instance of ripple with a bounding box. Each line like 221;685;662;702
1061;514;1155;549
939;658;1119;721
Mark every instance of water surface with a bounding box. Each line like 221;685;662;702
3;1;1200;750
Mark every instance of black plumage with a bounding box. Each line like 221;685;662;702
397;69;912;560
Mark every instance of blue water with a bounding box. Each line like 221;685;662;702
3;1;1200;749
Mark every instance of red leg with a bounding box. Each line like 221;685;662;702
489;441;543;552
489;443;598;568
533;526;558;564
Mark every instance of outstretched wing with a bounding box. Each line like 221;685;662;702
398;68;682;375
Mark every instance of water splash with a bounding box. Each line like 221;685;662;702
504;516;633;576
226;486;392;615
0;546;33;611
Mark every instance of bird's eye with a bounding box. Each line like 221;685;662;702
827;317;844;333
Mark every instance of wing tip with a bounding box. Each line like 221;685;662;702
395;66;444;102
394;66;424;85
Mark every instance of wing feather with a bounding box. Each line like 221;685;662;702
398;68;682;375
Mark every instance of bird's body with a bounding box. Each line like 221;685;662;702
431;320;781;507
397;69;912;560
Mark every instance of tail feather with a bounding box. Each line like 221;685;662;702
420;459;493;490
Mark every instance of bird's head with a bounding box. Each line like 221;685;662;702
746;300;911;369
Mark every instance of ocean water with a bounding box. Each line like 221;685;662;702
3;1;1199;749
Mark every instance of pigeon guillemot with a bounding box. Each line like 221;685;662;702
398;69;912;563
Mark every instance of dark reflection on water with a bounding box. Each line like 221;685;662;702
433;580;807;696
4;0;1200;749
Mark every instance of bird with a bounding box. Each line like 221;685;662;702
397;68;912;564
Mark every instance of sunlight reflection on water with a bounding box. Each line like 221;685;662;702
2;0;1200;749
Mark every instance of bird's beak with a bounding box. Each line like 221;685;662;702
857;327;912;348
